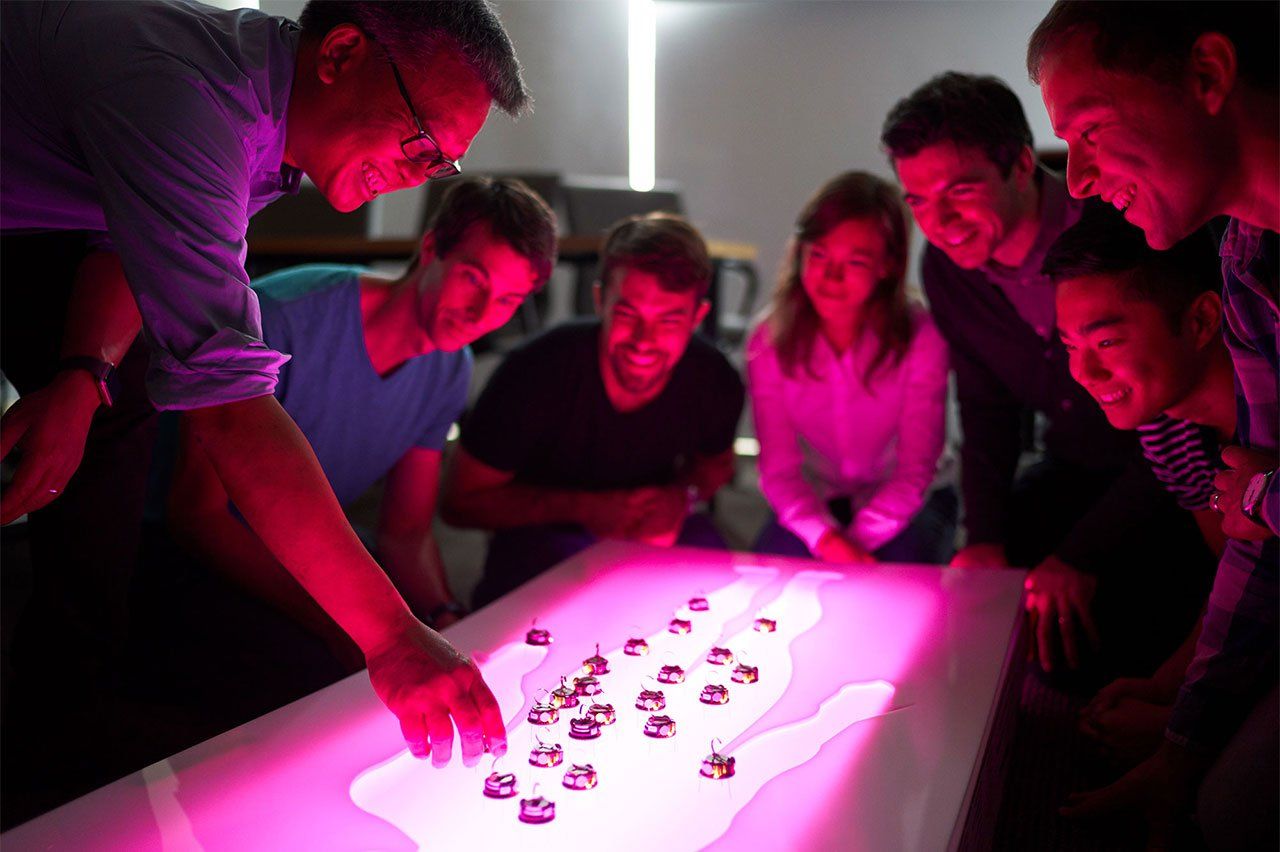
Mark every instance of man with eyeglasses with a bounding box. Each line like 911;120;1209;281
0;0;524;809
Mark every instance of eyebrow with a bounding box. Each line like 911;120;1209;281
1080;315;1126;335
903;174;985;200
1053;95;1111;134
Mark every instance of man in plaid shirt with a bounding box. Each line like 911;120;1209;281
1028;2;1278;848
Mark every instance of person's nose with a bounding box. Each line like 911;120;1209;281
1065;144;1098;199
1075;348;1110;385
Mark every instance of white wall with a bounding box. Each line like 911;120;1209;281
262;0;1055;305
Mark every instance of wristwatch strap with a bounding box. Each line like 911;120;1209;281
58;356;116;407
426;600;467;627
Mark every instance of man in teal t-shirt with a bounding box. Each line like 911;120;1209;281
167;177;556;644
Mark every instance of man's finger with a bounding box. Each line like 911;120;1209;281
1060;786;1121;819
446;691;486;767
1220;445;1253;469
1036;600;1055;672
468;677;508;758
1074;595;1101;650
1212;469;1234;492
1059;605;1080;670
426;710;455;768
400;713;431;759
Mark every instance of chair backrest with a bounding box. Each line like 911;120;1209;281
562;178;684;236
246;184;369;239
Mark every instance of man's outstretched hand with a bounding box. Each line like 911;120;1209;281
365;619;507;767
0;370;101;524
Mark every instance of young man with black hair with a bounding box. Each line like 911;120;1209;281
443;213;744;607
1;1;527;792
167;177;555;647
1047;209;1233;766
1030;3;1278;845
880;72;1210;679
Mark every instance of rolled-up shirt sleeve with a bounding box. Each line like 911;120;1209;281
68;75;288;410
747;328;832;552
849;317;949;551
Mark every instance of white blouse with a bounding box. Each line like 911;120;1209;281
746;305;949;552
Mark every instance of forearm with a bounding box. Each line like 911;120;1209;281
62;250;143;364
442;481;593;530
1151;615;1203;696
1167;539;1278;749
185;395;414;653
171;504;345;640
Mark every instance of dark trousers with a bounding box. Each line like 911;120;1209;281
753;485;959;564
1;232;157;822
471;512;728;609
1006;457;1214;685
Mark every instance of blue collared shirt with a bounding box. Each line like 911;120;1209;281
1167;219;1279;750
1;0;302;409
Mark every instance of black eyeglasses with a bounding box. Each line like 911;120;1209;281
386;55;462;180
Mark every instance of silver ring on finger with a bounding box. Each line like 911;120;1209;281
1210;492;1222;513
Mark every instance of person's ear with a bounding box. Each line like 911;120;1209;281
1185;290;1224;348
1187;32;1237;117
1012;145;1037;189
315;23;372;86
693;298;711;329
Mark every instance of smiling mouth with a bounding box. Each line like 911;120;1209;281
362;162;389;198
1096;387;1131;405
622;349;661;369
1106;184;1137;213
944;231;976;249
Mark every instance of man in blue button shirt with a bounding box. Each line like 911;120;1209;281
0;1;527;785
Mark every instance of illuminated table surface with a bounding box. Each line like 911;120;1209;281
3;543;1025;851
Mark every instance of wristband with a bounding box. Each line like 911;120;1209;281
427;600;467;626
58;356;116;408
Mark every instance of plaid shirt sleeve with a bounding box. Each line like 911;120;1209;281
1166;220;1280;750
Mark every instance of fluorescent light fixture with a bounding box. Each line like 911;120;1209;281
628;0;656;192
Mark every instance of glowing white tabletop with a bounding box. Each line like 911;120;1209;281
1;542;1025;851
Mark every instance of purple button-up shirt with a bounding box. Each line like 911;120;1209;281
1;0;301;409
1167;220;1279;751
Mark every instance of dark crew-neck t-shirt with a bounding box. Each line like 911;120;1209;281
461;319;744;490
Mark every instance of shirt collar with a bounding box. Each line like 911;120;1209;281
1220;217;1265;276
983;169;1081;287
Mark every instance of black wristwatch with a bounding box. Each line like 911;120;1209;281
427;600;467;627
58;356;116;407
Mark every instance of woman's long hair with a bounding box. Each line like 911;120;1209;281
762;171;913;387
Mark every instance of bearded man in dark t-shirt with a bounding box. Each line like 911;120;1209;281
443;213;745;607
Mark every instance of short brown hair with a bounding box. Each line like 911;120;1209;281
1027;2;1278;92
597;213;712;300
882;72;1033;178
420;177;558;288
